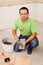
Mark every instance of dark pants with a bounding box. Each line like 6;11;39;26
19;34;39;51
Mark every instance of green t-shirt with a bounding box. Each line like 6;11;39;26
13;17;37;36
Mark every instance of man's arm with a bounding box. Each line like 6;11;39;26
12;29;19;41
25;32;37;44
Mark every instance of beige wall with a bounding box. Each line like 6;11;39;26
0;0;43;6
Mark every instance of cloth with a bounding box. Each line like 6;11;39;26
14;39;25;52
13;17;37;36
14;34;39;52
19;34;39;48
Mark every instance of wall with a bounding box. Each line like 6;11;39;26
36;3;43;22
0;0;43;6
0;3;43;30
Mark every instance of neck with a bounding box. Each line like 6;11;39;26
22;17;28;23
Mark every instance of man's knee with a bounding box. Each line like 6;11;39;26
29;37;39;48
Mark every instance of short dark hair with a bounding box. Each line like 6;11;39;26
19;7;29;14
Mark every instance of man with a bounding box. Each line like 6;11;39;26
12;7;39;55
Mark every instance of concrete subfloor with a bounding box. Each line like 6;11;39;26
0;21;43;65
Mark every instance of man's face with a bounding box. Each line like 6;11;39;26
19;9;29;21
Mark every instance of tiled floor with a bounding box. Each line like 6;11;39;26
0;50;30;65
0;21;43;65
0;50;16;65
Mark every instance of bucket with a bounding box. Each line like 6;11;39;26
2;38;14;53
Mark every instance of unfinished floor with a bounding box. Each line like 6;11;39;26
0;21;43;65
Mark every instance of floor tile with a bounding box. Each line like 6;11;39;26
15;56;30;65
